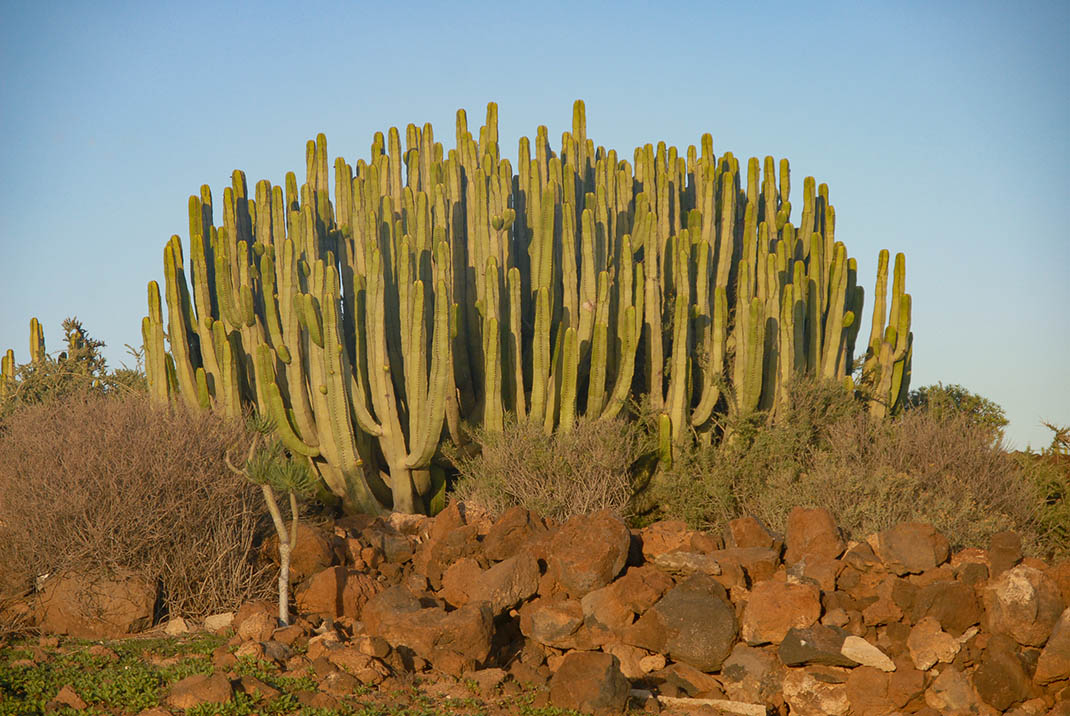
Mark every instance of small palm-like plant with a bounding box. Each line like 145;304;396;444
226;414;317;626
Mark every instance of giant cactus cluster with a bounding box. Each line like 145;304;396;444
144;101;912;515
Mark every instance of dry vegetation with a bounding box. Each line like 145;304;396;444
0;393;274;627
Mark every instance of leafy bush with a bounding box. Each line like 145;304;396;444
0;318;145;424
448;416;645;521
905;382;1008;441
0;393;274;629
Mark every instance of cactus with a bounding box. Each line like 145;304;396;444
147;101;911;513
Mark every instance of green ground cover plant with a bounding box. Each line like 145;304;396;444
0;634;589;716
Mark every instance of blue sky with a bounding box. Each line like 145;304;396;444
2;1;1067;449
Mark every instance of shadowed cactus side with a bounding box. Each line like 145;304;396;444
146;100;911;514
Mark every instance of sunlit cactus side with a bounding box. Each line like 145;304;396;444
1;349;14;398
860;250;913;417
146;100;911;513
29;317;46;363
2;318;48;399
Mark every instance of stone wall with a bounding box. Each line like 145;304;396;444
33;504;1070;714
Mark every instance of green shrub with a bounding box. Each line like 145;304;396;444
645;377;862;530
1015;423;1070;559
0;392;274;629
0;318;145;424
448;416;645;521
905;382;1008;442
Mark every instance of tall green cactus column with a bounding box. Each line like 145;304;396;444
144;101;913;515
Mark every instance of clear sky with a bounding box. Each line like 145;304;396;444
2;1;1067;449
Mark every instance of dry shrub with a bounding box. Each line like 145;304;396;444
449;417;643;521
778;410;1041;551
650;377;1048;554
648;377;860;530
0;393;274;626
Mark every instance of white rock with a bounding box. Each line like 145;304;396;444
202;611;234;632
841;635;896;671
163;616;189;636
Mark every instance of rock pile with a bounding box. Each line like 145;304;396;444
29;504;1070;714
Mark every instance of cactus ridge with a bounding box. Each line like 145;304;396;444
145;100;911;514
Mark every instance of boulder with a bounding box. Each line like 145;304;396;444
924;666;993;715
262;522;335;581
784;507;845;566
548;510;631;597
983;564;1066;647
467;552;541;615
549;651;630;716
362;588;493;675
482;506;547;562
907;616;960;670
778;625;855;667
165;673;233;710
911;579;982;636
621;574;737;672
1034;606;1070;684
35;569;156;639
638;520;693;560
724;515;776;549
782;666;850;715
236;609;277;643
844;666;895;716
741;578;822;645
720;643;787;704
439;557;484;607
295;566;382;619
972;634;1035;711
872;522;950;576
519;597;589;649
988;530;1024;578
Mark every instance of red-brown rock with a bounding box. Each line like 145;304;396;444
548;510;631;598
638;520;693;560
873;522;950;576
439;557;483;607
1034;606;1070;685
482;506;547;562
988;530;1023;578
519;597;590;649
844;666;895;716
263;522;335;581
549;651;630;716
782;666;850;715
468;552;541;615
784;507;845;566
362;586;493;674
35;569;156;639
724;515;776;549
295;566;382;619
621;574;738;672
911;579;982;636
165;673;233;710
741;578;822;645
972;634;1036;711
983;564;1066;647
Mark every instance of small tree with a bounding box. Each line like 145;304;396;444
1;317;145;423
226;414;316;626
906;382;1008;442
